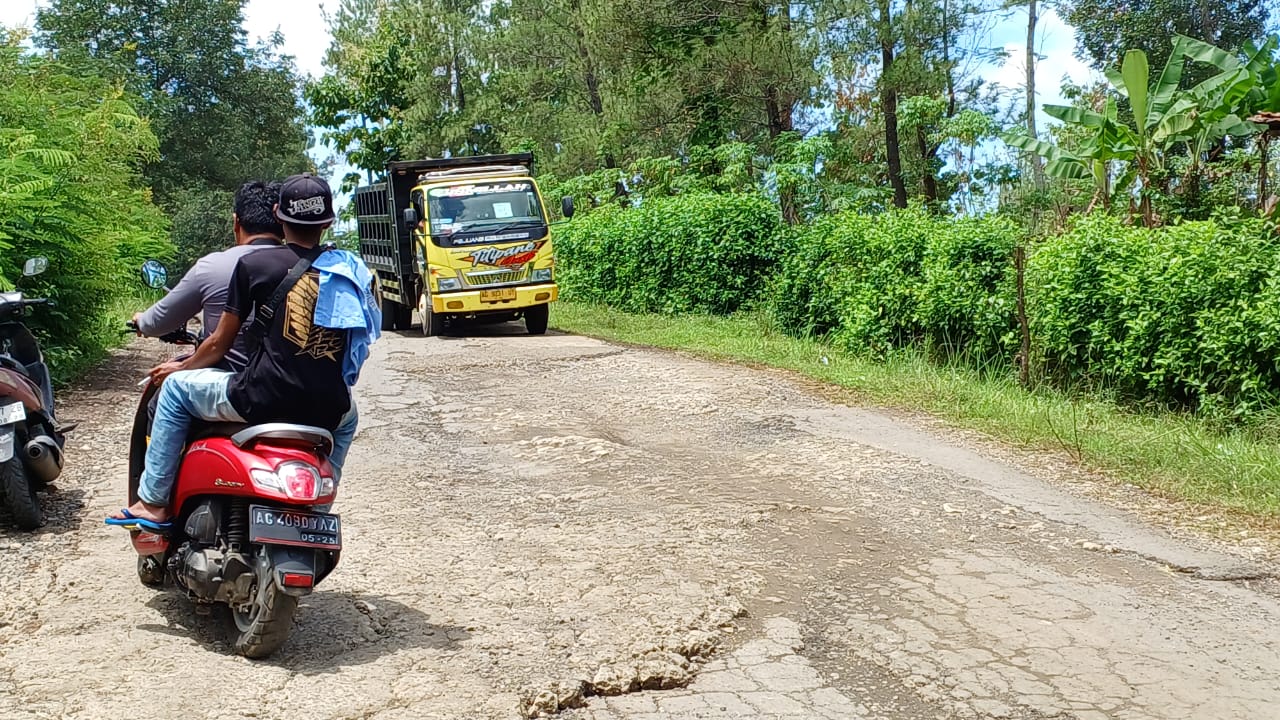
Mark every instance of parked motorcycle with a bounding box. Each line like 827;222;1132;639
118;260;343;657
0;256;69;530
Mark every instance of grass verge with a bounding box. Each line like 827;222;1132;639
47;288;160;384
551;302;1280;517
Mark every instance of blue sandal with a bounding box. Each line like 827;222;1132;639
104;508;172;532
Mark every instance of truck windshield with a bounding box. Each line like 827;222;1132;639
427;181;545;242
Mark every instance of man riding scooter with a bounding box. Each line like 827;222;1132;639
130;180;360;498
133;180;283;373
110;173;379;527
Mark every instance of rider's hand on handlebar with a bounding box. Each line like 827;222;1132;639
131;313;144;336
149;360;184;387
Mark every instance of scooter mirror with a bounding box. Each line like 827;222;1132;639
22;257;48;277
140;260;168;289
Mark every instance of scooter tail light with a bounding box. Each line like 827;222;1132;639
277;461;321;502
250;468;283;492
282;572;314;588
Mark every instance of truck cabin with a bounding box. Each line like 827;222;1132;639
409;167;547;244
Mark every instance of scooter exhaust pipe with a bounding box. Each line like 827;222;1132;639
24;435;62;484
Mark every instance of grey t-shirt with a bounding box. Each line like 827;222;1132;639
136;238;278;371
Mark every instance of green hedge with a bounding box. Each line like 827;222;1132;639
555;193;787;315
555;187;1280;422
1029;215;1280;418
769;206;1018;360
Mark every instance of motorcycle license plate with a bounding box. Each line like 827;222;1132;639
480;288;517;303
249;505;341;550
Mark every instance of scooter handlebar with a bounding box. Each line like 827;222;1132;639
124;320;197;346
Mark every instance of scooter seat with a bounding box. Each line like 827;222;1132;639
187;421;252;442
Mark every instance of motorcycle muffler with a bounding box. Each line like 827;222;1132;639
24;435;62;484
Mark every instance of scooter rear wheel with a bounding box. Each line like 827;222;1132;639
232;571;298;658
0;457;42;530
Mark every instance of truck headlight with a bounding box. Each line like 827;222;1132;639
437;277;461;292
531;268;552;283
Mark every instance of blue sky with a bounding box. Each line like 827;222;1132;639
2;0;1098;193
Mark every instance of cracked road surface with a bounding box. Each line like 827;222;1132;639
2;327;1279;719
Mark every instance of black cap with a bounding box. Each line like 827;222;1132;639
276;173;336;225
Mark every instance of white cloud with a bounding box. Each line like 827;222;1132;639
982;7;1101;128
0;1;332;79
0;0;41;31
243;0;331;79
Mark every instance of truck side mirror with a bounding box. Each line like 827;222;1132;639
561;196;575;219
403;207;419;227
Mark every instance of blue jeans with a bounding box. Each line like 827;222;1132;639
138;369;244;506
318;398;358;512
138;369;358;508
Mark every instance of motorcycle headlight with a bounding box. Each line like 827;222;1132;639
437;277;461;292
531;268;552;283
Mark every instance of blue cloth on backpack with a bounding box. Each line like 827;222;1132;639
312;249;382;385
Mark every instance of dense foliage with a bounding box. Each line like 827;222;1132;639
1029;215;1280;418
555;194;787;315
0;37;168;375
36;0;313;270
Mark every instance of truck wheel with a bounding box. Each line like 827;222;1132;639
379;294;399;331
419;292;442;337
394;302;413;330
525;303;549;335
1;456;42;530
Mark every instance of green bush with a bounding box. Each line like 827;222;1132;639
1029;215;1280;418
556;193;787;315
769;206;1018;360
0;42;170;379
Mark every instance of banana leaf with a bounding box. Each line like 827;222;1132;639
1002;132;1068;160
1044;104;1106;128
1121;50;1150;136
1175;33;1242;72
1149;41;1186;118
1044;156;1090;180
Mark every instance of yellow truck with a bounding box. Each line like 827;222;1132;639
354;153;573;335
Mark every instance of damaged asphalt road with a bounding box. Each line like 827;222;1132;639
2;327;1278;719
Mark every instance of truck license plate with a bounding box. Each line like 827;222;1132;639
249;505;342;550
480;288;517;303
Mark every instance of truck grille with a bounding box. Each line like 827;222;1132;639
464;267;528;287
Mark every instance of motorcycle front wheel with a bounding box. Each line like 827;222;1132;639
0;456;42;530
231;569;298;658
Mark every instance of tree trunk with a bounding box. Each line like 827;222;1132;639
916;126;939;205
569;9;609;167
765;85;795;138
762;4;795;138
878;0;908;209
1260;133;1272;210
943;0;956;117
1015;245;1032;388
1026;0;1046;191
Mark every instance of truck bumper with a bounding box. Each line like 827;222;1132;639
432;283;558;314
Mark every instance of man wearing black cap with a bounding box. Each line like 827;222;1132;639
112;173;370;524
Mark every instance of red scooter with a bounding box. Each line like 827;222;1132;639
119;312;342;658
